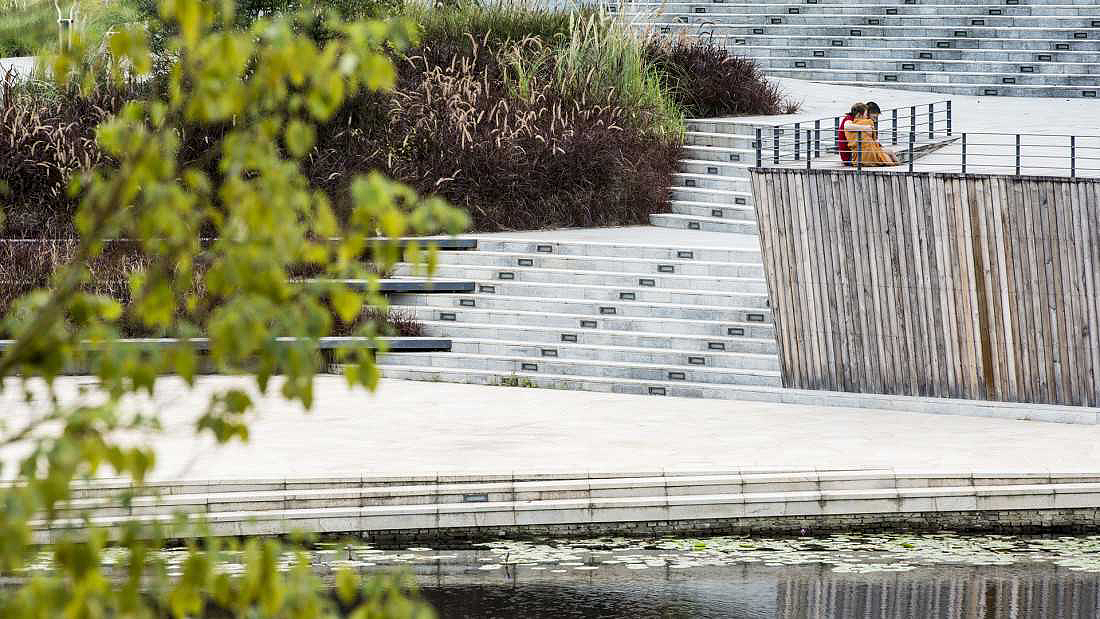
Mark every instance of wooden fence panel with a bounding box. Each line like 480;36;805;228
750;169;1100;407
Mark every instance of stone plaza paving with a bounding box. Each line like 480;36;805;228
6;375;1100;482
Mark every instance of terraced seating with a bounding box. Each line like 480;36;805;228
623;0;1100;98
34;470;1100;541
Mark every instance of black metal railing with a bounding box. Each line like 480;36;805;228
756;127;1100;178
753;100;953;169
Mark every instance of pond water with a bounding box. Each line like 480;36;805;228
21;533;1100;617
334;534;1100;618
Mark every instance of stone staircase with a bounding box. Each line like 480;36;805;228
652;117;762;233
35;470;1100;541
622;0;1100;98
379;235;785;398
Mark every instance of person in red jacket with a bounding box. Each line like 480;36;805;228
837;102;865;165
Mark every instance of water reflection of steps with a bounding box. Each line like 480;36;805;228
36;470;1100;541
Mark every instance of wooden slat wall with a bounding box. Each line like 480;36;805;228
749;169;1100;407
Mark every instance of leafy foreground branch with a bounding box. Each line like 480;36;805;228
0;1;467;616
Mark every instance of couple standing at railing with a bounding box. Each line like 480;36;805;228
838;102;900;167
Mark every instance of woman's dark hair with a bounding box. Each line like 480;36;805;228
865;101;882;114
850;102;867;116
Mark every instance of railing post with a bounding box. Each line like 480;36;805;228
961;133;967;176
857;132;863;172
908;132;915;173
806;129;812;170
910;106;917;141
773;127;780;165
1015;134;1021;176
814;119;821;158
946;100;952;136
794;122;801;161
927;103;934;140
1071;135;1077;178
834;116;840;154
755;127;763;169
892;108;898;146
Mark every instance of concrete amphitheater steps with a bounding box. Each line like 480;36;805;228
625;0;1100;97
36;471;1100;541
380;234;782;393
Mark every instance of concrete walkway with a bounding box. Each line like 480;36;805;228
6;376;1100;482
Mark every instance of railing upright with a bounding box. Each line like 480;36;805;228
773;127;780;165
908;132;915;173
961;133;967;175
1015;134;1021;176
1071;135;1077;178
755;128;763;169
928;104;934;140
857;135;863;172
814;119;821;158
910;106;917;143
892;109;898;146
795;122;801;161
806;129;812;170
946;101;953;136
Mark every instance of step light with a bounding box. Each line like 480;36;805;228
771;18;783;24
521;363;538;371
937;41;952;48
919;52;933;59
971;19;984;26
460;299;475;307
658;265;676;273
677;251;695;259
694;7;706;13
735;197;748;205
440;312;457;321
730;153;742;161
649;387;667;396
668;372;686;380
850;29;862;36
748;313;766;322
708;342;726;350
688;222;701;230
599;307;617;315
795;61;807;68
988;9;1001;15
984;89;999;96
498;272;515;280
728;327;746;336
684;179;697;187
886;8;897;14
788;8;799;14
868;19;881;25
707;166;719;174
813;50;825;57
832;40;844;46
902;63;916;70
753;28;765;34
478;285;496;293
541;349;558;357
712;209;725;217
1020;66;1034;73
639;278;656;287
1037;54;1052;61
619;292;636;300
1002;77;1016;84
1085;91;1098;98
580;320;597;328
1055;43;1070;50
735;38;746;45
561;334;578;342
885;75;899;82
954;31;968;37
676;16;688;23
688;357;706;365
1074;32;1088;39
536;244;553;253
518;258;534;266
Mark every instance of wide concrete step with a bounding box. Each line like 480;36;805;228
389;293;772;322
445;338;781;371
646;21;1100;41
624;3;1100;16
469;238;761;263
414;320;779;355
681;144;759;164
754;56;1100;75
396;306;777;339
806;79;1097;98
670;201;757;221
674;172;752;193
394;263;767;292
762;67;1099;85
685;130;758;149
460;278;770;308
643;12;1100;28
375;353;784;387
668;186;753;206
687;32;1100;51
678;159;753;178
428;250;764;278
650;213;760;235
40;473;1100;541
729;43;1100;62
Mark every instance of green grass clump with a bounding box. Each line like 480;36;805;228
407;0;583;47
0;0;139;57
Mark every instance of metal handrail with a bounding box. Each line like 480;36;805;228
755;129;1100;178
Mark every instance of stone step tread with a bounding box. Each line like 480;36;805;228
648;12;1100;22
58;480;1100;513
393;306;774;330
811;79;1094;90
680;144;758;153
766;67;1100;78
470;236;762;254
446;337;778;360
670;200;756;212
397;293;770;314
430;250;763;269
414;320;777;346
398;265;766;286
667;186;754;198
755;55;1100;67
674;171;752;181
654;213;758;226
646;21;1100;33
377;352;782;376
392;277;766;298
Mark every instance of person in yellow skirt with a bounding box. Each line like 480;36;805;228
843;101;899;167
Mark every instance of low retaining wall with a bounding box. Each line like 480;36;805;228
749;169;1100;407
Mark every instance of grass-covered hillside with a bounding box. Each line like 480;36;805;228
0;0;139;57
